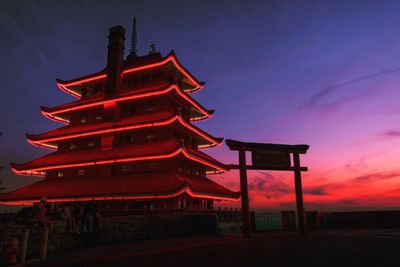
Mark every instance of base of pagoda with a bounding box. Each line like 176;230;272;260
91;195;214;211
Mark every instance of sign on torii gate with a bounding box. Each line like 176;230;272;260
225;139;310;237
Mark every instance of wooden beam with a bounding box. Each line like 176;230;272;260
228;164;308;172
293;150;306;235
238;146;251;238
226;139;309;154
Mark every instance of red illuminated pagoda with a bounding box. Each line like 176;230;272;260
0;23;239;208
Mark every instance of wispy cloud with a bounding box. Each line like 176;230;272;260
301;68;400;110
247;171;293;200
350;171;400;184
303;185;330;196
376;130;400;139
303;182;348;196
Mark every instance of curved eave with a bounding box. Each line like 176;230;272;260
40;106;69;124
0;185;240;206
55;51;204;98
41;84;213;125
26;134;57;150
11;146;229;177
56;70;107;98
27;115;223;150
186;185;240;201
168;51;205;93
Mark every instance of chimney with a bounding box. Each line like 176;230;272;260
105;25;125;97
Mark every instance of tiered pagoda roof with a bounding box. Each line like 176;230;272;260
0;171;237;205
11;139;228;177
41;83;214;124
27;111;223;150
56;51;204;98
0;24;239;205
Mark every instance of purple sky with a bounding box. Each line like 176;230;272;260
1;1;400;210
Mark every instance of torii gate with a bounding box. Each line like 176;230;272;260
225;139;309;237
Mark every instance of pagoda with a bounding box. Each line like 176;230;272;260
0;23;240;208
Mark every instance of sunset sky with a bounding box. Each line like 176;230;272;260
0;0;399;211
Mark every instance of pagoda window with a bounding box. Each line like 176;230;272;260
93;84;102;94
122;164;132;172
124;76;138;88
86;86;93;96
140;74;150;84
57;170;64;178
147;162;157;169
95;110;102;120
147;102;155;112
87;141;95;147
146;133;156;140
69;143;77;150
80;115;87;123
152;70;162;82
77;169;85;176
125;134;134;142
129;104;136;115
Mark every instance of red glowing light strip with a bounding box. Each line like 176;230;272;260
57;83;82;98
56;74;107;98
12;149;182;175
177;117;220;148
169;56;203;91
27;138;57;150
44;85;212;123
12;147;227;176
62;74;107;87
56;53;203;98
41;110;69;124
1;186;240;206
186;187;240;201
181;149;228;173
30;115;220;149
122;56;171;75
122;55;203;91
33;116;179;144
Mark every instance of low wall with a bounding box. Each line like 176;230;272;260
0;214;218;262
317;210;400;229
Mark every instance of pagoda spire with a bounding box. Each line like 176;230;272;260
130;17;137;57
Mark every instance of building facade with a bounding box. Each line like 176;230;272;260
0;25;239;208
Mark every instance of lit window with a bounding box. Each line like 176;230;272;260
147;162;157;169
57;170;63;178
81;115;86;123
125;134;134;142
122;165;132;172
70;143;77;150
86;86;93;96
147;102;155;112
87;141;94;147
77;169;85;176
146;133;156;140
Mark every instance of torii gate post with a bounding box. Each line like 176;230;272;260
238;145;250;238
226;139;310;237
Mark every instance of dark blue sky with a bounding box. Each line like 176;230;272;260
1;0;400;210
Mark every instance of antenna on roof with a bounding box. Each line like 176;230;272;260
130;17;138;57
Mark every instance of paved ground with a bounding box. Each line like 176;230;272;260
35;228;400;267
